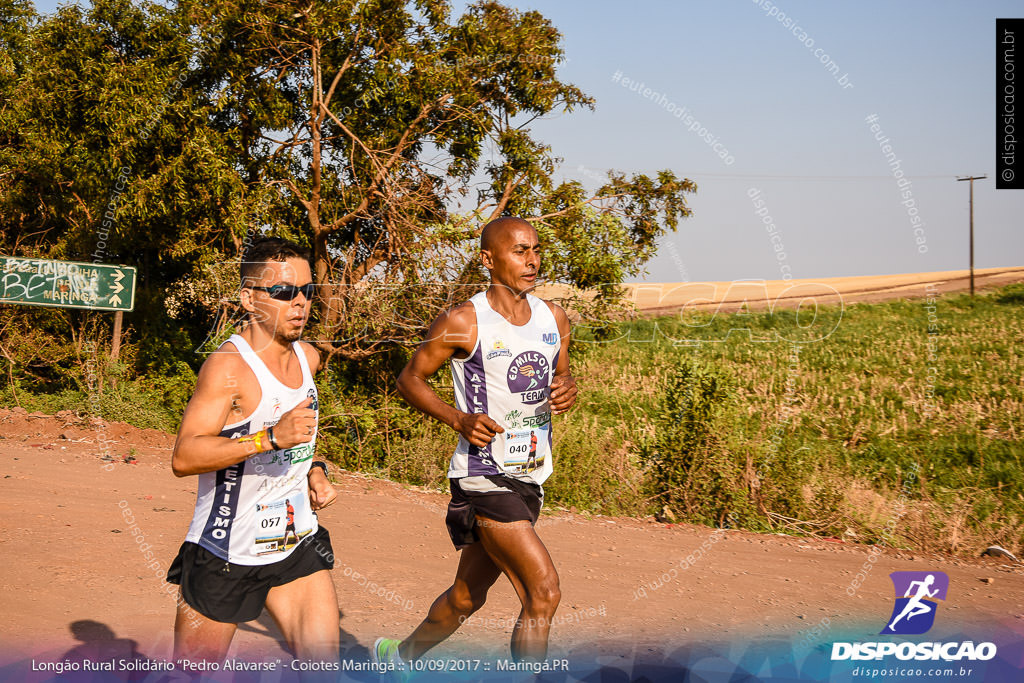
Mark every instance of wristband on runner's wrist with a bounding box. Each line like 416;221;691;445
237;429;266;453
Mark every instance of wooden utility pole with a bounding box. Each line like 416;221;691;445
956;175;986;296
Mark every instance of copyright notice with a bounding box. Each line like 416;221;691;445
997;18;1022;189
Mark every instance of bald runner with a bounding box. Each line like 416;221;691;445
372;216;579;666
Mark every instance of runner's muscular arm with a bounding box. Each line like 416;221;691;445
171;351;263;477
396;303;504;448
547;303;578;415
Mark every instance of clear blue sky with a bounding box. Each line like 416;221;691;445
34;1;1024;282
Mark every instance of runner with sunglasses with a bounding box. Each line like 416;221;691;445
167;237;340;667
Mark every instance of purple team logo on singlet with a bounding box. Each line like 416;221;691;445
507;351;550;405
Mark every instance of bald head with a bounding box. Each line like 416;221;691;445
478;216;541;292
480;216;535;252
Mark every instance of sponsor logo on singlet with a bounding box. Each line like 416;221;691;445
276;443;313;464
523;412;551;428
507;351;550;405
487;339;513;360
542;332;558;345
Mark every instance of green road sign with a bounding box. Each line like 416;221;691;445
0;256;136;312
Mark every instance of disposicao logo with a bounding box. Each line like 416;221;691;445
830;571;997;663
881;571;948;635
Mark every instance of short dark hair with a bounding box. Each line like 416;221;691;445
240;237;312;285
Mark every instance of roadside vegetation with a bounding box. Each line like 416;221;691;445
5;284;1021;558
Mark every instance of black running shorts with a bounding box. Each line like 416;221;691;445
166;526;334;623
446;476;543;549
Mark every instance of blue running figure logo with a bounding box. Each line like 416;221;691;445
880;571;949;635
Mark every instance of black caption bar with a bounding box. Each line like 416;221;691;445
997;19;1023;189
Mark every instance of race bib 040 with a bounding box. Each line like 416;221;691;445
504;426;547;475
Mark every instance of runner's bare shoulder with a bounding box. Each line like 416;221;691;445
543;300;571;332
177;341;252;441
295;340;321;374
436;300;478;351
445;299;476;326
192;341;250;399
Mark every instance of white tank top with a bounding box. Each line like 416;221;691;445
448;292;560;485
184;334;319;565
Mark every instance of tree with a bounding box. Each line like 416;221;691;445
1;0;697;380
0;0;248;378
188;0;696;361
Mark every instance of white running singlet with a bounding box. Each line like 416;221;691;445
183;334;319;565
448;292;560;486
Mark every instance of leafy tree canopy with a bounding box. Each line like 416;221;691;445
0;0;696;375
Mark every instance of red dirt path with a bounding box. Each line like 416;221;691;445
0;409;1022;681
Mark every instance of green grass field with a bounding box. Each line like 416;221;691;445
5;284;1022;557
378;283;1023;556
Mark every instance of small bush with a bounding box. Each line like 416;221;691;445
640;356;744;525
995;283;1024;305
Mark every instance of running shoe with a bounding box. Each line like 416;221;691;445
371;637;409;681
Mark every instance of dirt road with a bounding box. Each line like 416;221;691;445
1;410;1022;681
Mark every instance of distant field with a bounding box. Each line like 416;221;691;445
532;280;1024;556
538;266;1024;314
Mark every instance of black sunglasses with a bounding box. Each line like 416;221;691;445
249;283;315;301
